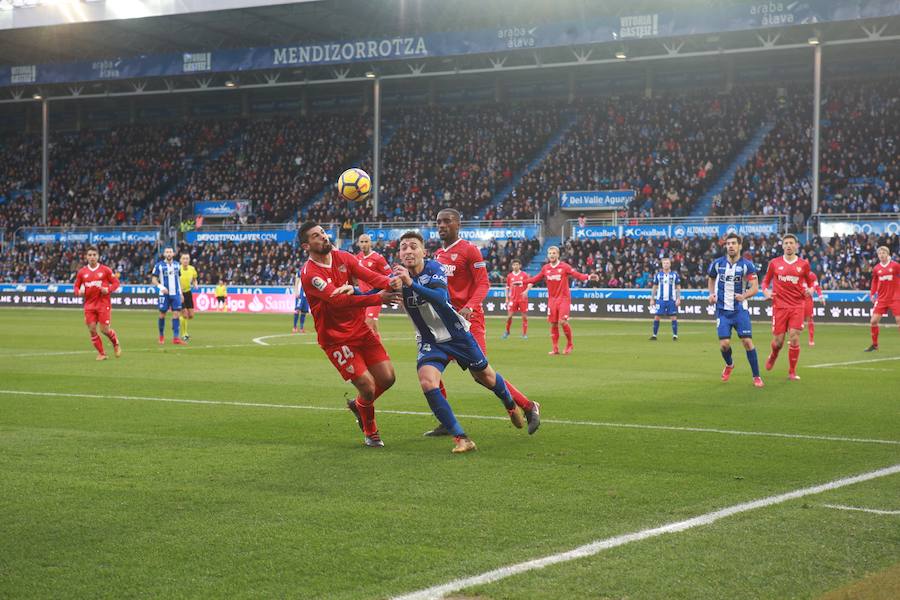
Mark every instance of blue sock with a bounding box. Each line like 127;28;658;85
158;317;165;336
490;372;516;410
746;348;760;377
300;313;307;328
721;347;733;366
652;320;660;336
173;318;180;338
672;320;678;336
293;312;299;328
424;388;465;436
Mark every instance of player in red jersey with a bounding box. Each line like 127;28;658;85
355;233;392;339
299;222;402;448
424;208;538;437
761;233;817;380
502;258;531;339
528;245;599;355
73;246;121;361
803;272;825;346
865;246;900;352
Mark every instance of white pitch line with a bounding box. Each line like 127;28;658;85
1;389;898;447
809;356;900;368
391;464;900;600
821;504;900;515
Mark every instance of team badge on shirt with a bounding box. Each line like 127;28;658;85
312;277;327;291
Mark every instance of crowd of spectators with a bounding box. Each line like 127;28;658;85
0;241;159;284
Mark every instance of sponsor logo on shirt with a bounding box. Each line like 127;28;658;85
312;277;327;291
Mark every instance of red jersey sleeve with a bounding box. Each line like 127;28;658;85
104;267;120;294
302;270;384;308
564;262;590;282
376;254;392;276
465;244;490;311
762;260;775;290
74;269;84;296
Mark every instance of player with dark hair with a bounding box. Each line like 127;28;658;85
762;233;817;380
503;258;530;339
298;221;402;448
649;257;681;341
151;247;185;345
356;233;392;339
865;245;900;351
74;246;121;360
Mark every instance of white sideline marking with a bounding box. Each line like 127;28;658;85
821;504;900;516
809;356;900;368
1;389;898;447
249;330;701;346
391;464;900;600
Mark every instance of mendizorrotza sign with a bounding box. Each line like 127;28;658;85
560;190;634;211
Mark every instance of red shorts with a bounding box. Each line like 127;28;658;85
84;305;111;326
873;299;900;317
548;298;571;322
803;297;814;318
468;311;487;354
364;304;383;320
507;297;528;314
772;306;805;335
323;329;390;381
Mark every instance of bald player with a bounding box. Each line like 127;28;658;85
356;233;393;338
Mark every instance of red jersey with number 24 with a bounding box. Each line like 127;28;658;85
762;256;816;309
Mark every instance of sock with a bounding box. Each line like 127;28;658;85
173;317;180;338
505;317;512;334
90;333;105;354
551;324;560;350
293;312;299;328
158;317;165;336
354;397;377;436
770;340;782;359
424;388;465;436
721;346;733;366
807;319;814;343
181;318;188;337
672;320;678;336
562;322;573;346
522;316;528;336
652;319;660;336
488;372;516;411
300;313;307;329
871;325;879;346
788;344;800;374
746;348;760;377
504;380;534;411
103;328;119;347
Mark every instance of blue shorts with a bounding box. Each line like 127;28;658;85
295;295;309;313
158;294;183;313
655;300;677;316
417;336;489;372
717;309;752;339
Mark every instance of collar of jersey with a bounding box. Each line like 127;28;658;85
441;239;464;252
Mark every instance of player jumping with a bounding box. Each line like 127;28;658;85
502;258;530;339
293;269;309;334
865;245;900;352
803;272;825;346
394;231;539;452
299;222;402;448
707;233;763;387
151;247;185;345
179;252;198;342
762;233;817;380
527;245;599;355
649;257;681;341
74;246;121;361
356;233;392;339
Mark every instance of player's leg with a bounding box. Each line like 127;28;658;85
561;305;574;354
651;315;660;340
717;314;735;381
157;295;168;343
807;315;815;346
98;314;121;357
669;304;679;339
766;309;787;370
172;305;183;343
736;312;762;385
503;306;513;339
418;363;475;453
867;310;883;351
85;316;106;359
547;299;561;354
300;307;308;332
787;319;803;379
347;370;384;447
468;362;531;431
293;310;300;333
521;307;528;338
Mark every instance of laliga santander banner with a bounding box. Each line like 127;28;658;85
192;292;295;313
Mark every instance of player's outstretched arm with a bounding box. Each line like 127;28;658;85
707;276;717;304
106;269;120;295
74;271;84;296
305;275;389;308
527;266;546;286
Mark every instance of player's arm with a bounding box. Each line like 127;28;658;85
465;246;490;312
150;264;168;295
74;271;84;296
191;269;198;292
869;271;878;303
304;274;391;308
803;267;818;297
761;263;774;299
346;254;393;290
527;266;546;286
706;274;717;304
674;284;682;305
104;269;120;295
649;282;658;306
736;274;759;301
395;266;450;305
564;263;591;282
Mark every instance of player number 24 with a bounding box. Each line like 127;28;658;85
332;345;355;366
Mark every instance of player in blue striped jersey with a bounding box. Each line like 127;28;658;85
292;270;309;334
150;247;184;345
649;258;681;341
392;231;539;453
707;233;763;387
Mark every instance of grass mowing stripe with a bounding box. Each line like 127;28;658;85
821;504;900;515
2;388;899;447
390;463;900;600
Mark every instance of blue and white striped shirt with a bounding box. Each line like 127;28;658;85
708;257;757;312
653;271;680;301
153;260;182;297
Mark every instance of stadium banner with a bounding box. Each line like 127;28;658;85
574;221;781;240
184;229;297;243
191;292;295;314
560;190;634;211
4;0;899;87
819;220;900;238
193;200;251;217
364;225;541;242
669;222;781;238
21;229;160;244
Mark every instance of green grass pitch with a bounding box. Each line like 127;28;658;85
1;308;898;599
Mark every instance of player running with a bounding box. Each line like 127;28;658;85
151;247;185;345
761;233;817;380
179;252;198;342
73;246;121;361
424;208;538;437
649;257;681;341
393;231;539;452
865;245;900;352
803;272;825;346
356;233;392;339
292;270;309;334
502;258;531;339
299;222;402;448
527;245;599;355
707;233;763;387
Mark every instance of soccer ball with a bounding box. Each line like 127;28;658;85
337;168;372;201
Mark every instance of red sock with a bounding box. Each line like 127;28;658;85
872;325;880;346
808;320;815;343
90;334;104;354
104;328;119;347
505;317;512;334
788;344;800;374
355;397;377;436
770;340;782;359
522;316;528;336
504;380;534;411
562;322;573;345
550;324;560;350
